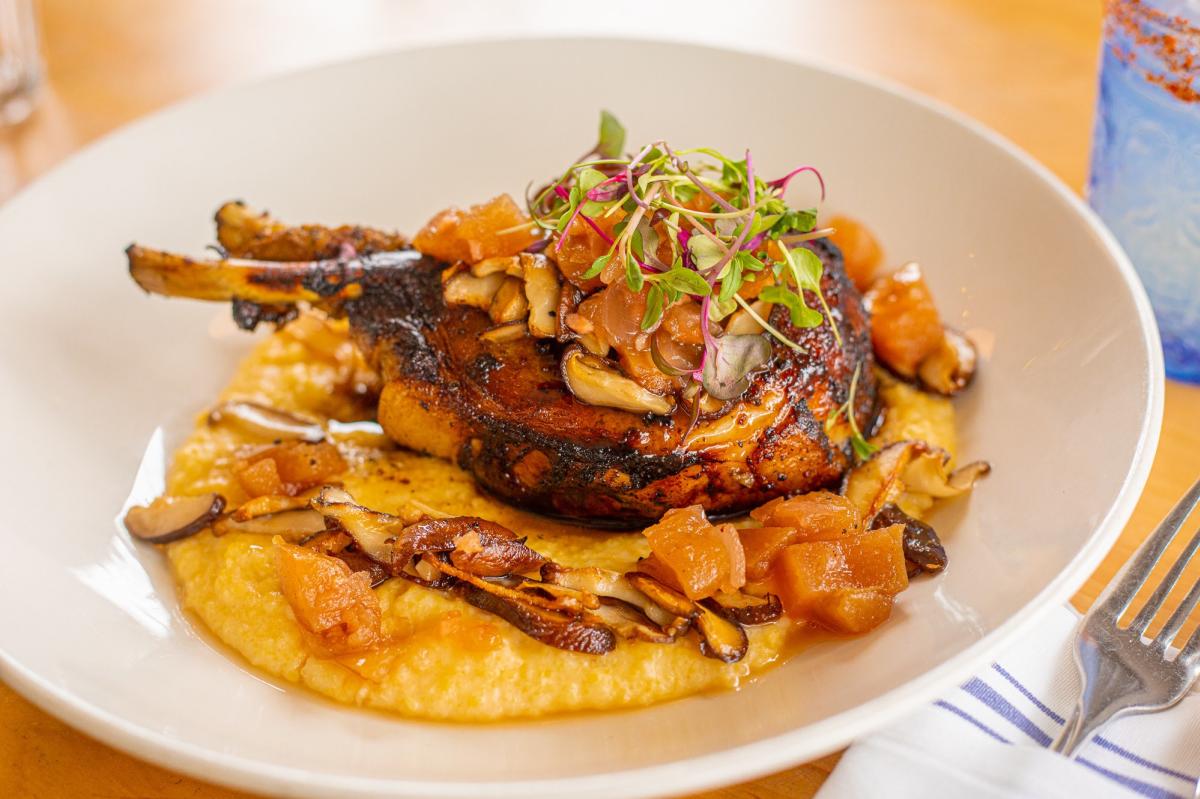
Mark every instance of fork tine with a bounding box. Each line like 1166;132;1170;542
1180;616;1200;665
1098;478;1200;618
1130;523;1200;636
1153;565;1200;650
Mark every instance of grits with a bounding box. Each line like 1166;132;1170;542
164;319;955;721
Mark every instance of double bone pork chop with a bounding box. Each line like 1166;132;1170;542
128;198;878;528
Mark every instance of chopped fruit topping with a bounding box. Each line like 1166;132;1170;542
827;215;883;291
741;491;863;580
750;490;862;536
414;194;541;264
274;537;383;656
233;456;287;498
552;211;623;292
769;524;908;634
865;262;944;377
234;441;347;498
641;505;746;600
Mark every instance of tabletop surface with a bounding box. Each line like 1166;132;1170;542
2;1;1198;797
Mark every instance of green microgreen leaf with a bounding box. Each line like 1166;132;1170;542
850;435;876;461
718;258;743;304
767;207;818;239
643;218;662;261
721;158;748;187
750;213;780;237
636;171;655;196
578;167;607;193
736;250;766;273
707;295;737;323
701;334;772;400
845;364;876;459
688;235;725;272
631;229;645;261
777;243;843;348
792;246;824;290
658;266;712;297
760;285;823;328
625;253;644;292
641;283;665;331
674;184;699;203
582;252;611;280
597;110;626;160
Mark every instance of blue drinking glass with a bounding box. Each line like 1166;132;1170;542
1089;0;1200;383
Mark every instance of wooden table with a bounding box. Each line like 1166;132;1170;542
2;1;1197;796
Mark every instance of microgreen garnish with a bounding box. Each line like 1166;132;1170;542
596;110;626;160
701;334;773;401
530;112;839;399
825;364;876;460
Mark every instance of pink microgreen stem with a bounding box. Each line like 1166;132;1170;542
680;166;737;213
577;213;614;245
768;165;825;200
624;142;661;211
701;149;756;279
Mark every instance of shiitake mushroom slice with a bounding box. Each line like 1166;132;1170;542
124;493;225;544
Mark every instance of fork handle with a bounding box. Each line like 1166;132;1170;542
1051;701;1125;756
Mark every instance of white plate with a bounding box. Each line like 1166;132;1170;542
0;38;1162;798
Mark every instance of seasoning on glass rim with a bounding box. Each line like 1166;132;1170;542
1089;0;1200;382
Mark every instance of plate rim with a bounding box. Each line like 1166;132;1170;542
0;33;1164;799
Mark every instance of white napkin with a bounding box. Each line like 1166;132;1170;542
816;605;1200;799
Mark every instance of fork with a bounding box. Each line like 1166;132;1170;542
1051;477;1200;756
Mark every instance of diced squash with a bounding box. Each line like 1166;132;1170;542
641;505;746;600
864;262;944;377
551;210;623;292
636;552;685;593
741;491;863;580
749;491;862;537
813;589;895;634
741;527;807;581
274;537;382;656
413;195;541;264
661;300;706;346
770;524;908;633
270;441;347;486
235;441;347;498
827;215;883;291
233;457;286;498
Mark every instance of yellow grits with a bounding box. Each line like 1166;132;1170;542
163;319;954;721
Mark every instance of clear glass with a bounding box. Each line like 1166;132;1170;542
1089;0;1200;383
0;0;40;126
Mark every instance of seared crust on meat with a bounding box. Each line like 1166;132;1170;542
350;239;877;527
128;207;878;527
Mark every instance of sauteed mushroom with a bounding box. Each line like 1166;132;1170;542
522;253;561;338
843;440;989;520
561;347;674;416
916;328;978;396
456;584;616;655
871;503;948;578
124;493;225;544
443;269;505;310
213;509;328;540
208;401;325;442
703;591;784;626
626;573;749;663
